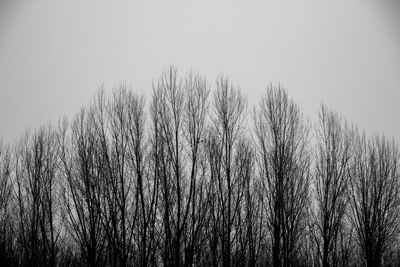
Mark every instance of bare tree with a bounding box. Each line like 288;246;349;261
206;76;247;267
15;132;40;266
313;104;353;267
39;126;61;267
231;138;262;267
181;71;210;266
151;66;210;267
254;85;311;267
348;133;400;267
58;108;106;267
14;126;60;267
123;87;158;267
151;66;185;266
7;66;400;266
0;140;15;265
89;88;138;267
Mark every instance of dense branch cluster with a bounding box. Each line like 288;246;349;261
1;66;400;267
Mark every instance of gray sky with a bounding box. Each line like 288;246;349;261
1;0;400;143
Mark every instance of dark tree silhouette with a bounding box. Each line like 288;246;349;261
123;87;157;267
15;127;60;267
151;66;210;267
89;88;140;267
313;104;353;267
254;85;311;267
58;109;106;267
206;76;247;267
0;141;15;265
349;133;400;267
2;66;400;267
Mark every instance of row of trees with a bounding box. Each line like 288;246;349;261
1;66;399;267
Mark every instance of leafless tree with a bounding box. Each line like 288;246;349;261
6;66;400;267
231;138;263;267
88;88;137;267
181;71;210;266
39;127;61;267
0;140;15;265
91;86;156;267
151;66;210;267
123;87;158;267
254;85;311;267
14;126;60;267
348;133;400;267
206;76;247;267
151;66;184;266
313;104;353;267
58;108;106;267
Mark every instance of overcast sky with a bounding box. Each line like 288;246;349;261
1;0;400;143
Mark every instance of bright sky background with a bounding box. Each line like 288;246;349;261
1;0;400;143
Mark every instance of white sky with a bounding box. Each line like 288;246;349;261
1;0;400;143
